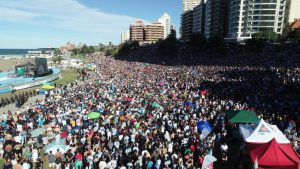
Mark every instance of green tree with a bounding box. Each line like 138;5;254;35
54;48;61;56
190;32;207;50
158;34;178;61
287;28;300;42
208;35;225;53
252;31;278;41
52;55;63;64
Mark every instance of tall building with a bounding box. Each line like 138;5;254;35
183;0;201;13
158;13;171;39
285;0;300;24
181;10;194;42
145;22;164;43
227;0;286;41
121;31;130;43
193;0;206;34
204;0;228;39
130;21;145;42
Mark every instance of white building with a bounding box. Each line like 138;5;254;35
182;0;201;13
286;0;300;23
158;12;171;39
121;31;130;43
227;0;286;41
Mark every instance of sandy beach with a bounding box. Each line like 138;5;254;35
0;58;35;72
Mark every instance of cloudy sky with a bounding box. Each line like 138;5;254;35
0;0;180;48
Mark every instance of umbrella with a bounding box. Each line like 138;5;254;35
31;128;46;137
42;85;54;90
201;155;217;169
87;112;101;119
45;140;67;154
197;121;213;140
135;122;140;129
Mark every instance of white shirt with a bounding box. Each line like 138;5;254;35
99;161;107;169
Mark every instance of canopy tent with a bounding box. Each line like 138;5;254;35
226;110;260;124
248;139;300;169
240;119;290;144
197;121;213;140
45;139;67;154
42;85;55;90
201;154;217;169
31;128;46;137
87;112;101;119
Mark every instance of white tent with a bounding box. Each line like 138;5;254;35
239;119;290;144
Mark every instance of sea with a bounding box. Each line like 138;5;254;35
0;49;38;58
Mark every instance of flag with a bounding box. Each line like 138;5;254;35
201;155;217;169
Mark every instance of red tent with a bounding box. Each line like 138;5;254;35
249;139;300;169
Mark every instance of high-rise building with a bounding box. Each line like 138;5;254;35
183;0;201;13
145;22;164;43
285;0;300;24
227;0;286;41
130;21;145;42
193;0;206;34
121;31;130;43
204;0;228;39
158;13;172;39
181;10;194;42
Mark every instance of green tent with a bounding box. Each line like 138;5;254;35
226;110;259;124
87;112;101;119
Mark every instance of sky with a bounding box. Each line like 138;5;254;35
0;0;181;49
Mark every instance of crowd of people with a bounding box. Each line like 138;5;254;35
0;50;299;169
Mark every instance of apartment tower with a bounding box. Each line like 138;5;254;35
130;21;145;42
145;22;164;44
227;0;287;41
158;13;172;39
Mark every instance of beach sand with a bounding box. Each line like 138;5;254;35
0;58;35;72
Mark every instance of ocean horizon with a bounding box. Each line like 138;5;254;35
0;49;38;57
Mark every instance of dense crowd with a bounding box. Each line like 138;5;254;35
0;50;299;169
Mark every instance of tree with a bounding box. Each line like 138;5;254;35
208;35;225;54
190;32;207;50
287;28;300;42
252;31;278;41
52;55;63;64
54;48;61;56
158;34;178;61
105;48;117;56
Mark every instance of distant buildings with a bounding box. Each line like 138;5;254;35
181;10;194;42
193;1;206;34
182;0;201;13
227;0;286;41
121;31;130;43
145;22;164;43
60;42;76;52
285;0;300;24
181;0;296;42
130;21;145;43
204;0;227;39
124;12;174;44
158;13;171;39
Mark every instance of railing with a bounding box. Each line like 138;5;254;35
0;70;61;94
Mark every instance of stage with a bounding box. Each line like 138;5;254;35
0;67;61;94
